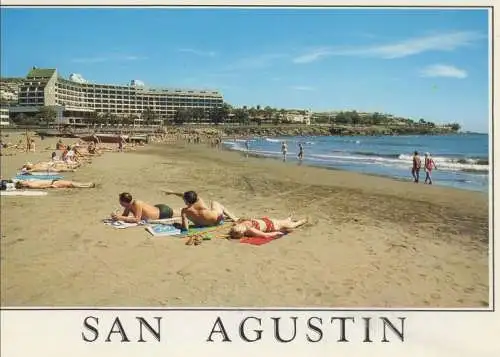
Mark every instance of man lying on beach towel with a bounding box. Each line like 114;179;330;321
229;216;308;239
20;161;77;173
110;192;181;224
15;179;95;189
162;189;239;231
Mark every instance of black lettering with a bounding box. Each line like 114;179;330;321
206;317;232;342
271;317;298;343
306;317;323;342
137;317;161;342
105;317;130;342
363;317;373;343
381;317;405;342
330;317;355;342
82;316;99;342
239;316;263;342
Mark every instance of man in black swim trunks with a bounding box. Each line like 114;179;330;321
111;192;181;223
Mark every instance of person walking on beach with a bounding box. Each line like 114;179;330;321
245;140;250;157
118;135;124;152
297;143;304;161
424;152;438;185
281;141;288;162
412;151;422;183
162;189;239;231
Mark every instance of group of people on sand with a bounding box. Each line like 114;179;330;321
412;151;438;184
0;139;107;192
0;131;37;155
110;190;307;240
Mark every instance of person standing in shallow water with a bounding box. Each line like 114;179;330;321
424;152;438;185
297;143;304;162
245;140;250;157
281;141;288;162
412;151;422;183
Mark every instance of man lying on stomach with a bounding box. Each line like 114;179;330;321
162;189;238;231
111;192;181;223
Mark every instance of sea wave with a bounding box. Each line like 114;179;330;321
352;151;401;159
265;138;281;143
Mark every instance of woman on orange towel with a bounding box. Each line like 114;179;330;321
229;216;307;239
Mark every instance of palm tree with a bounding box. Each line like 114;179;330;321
142;107;156;127
38;106;57;127
248;107;257;123
174;108;189;125
192;108;204;124
88;111;99;128
264;106;273;124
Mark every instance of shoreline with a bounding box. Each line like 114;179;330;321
221;144;489;194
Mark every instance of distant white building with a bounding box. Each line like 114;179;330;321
0;106;10;126
0;90;17;102
9;67;223;125
284;110;311;125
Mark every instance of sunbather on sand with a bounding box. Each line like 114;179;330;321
15;179;95;189
162;189;238;231
20;162;78;173
111;192;181;223
229;217;308;239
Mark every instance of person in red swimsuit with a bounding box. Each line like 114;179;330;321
229;216;308;239
424;152;438;185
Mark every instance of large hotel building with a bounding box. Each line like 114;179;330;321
10;67;224;125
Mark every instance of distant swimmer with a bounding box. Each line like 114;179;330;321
111;192;181;224
412;151;422;183
424;152;438;185
281;141;288;162
297;143;304;161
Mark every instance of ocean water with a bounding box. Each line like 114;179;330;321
223;134;489;192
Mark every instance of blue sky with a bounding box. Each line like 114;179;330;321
0;7;490;132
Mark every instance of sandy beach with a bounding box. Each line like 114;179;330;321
0;135;489;308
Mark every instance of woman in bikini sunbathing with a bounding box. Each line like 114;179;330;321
229;216;308;239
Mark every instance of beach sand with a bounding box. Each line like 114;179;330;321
0;136;489;307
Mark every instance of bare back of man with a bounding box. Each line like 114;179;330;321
113;193;180;223
184;199;227;226
162;189;238;230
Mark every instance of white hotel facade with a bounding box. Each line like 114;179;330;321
10;67;224;125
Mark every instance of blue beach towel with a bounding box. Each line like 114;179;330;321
146;221;226;238
146;224;182;237
15;174;63;181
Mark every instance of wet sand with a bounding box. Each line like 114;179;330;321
0;136;489;307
